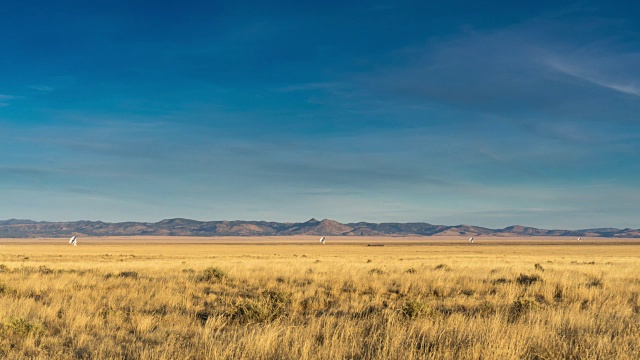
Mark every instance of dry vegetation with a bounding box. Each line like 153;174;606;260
1;239;640;359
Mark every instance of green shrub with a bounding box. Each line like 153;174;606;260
4;318;40;336
401;299;426;319
230;289;291;323
198;267;227;282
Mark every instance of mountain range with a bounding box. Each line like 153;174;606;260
0;218;638;238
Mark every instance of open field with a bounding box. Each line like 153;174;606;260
1;237;640;359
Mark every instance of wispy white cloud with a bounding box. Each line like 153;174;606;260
355;13;640;122
0;94;15;106
545;58;640;96
28;85;54;93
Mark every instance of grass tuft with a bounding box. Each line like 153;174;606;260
118;271;139;279
517;273;541;285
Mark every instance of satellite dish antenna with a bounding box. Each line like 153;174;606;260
578;237;582;241
69;236;77;246
469;237;474;243
319;237;326;244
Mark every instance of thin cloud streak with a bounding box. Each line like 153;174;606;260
0;94;15;106
354;14;640;125
545;57;640;96
28;85;54;93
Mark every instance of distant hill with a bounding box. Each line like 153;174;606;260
0;218;638;238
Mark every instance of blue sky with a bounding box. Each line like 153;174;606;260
1;1;639;229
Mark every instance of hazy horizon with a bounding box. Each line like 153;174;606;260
0;216;635;232
2;1;639;229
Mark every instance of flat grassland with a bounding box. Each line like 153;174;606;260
1;237;639;359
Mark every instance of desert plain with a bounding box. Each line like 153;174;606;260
1;236;639;359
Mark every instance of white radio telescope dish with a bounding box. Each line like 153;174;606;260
69;236;77;246
319;237;326;244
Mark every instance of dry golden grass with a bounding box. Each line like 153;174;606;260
1;237;639;359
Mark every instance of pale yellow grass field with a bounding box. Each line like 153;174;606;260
1;237;639;359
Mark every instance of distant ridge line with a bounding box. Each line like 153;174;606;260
0;218;638;238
